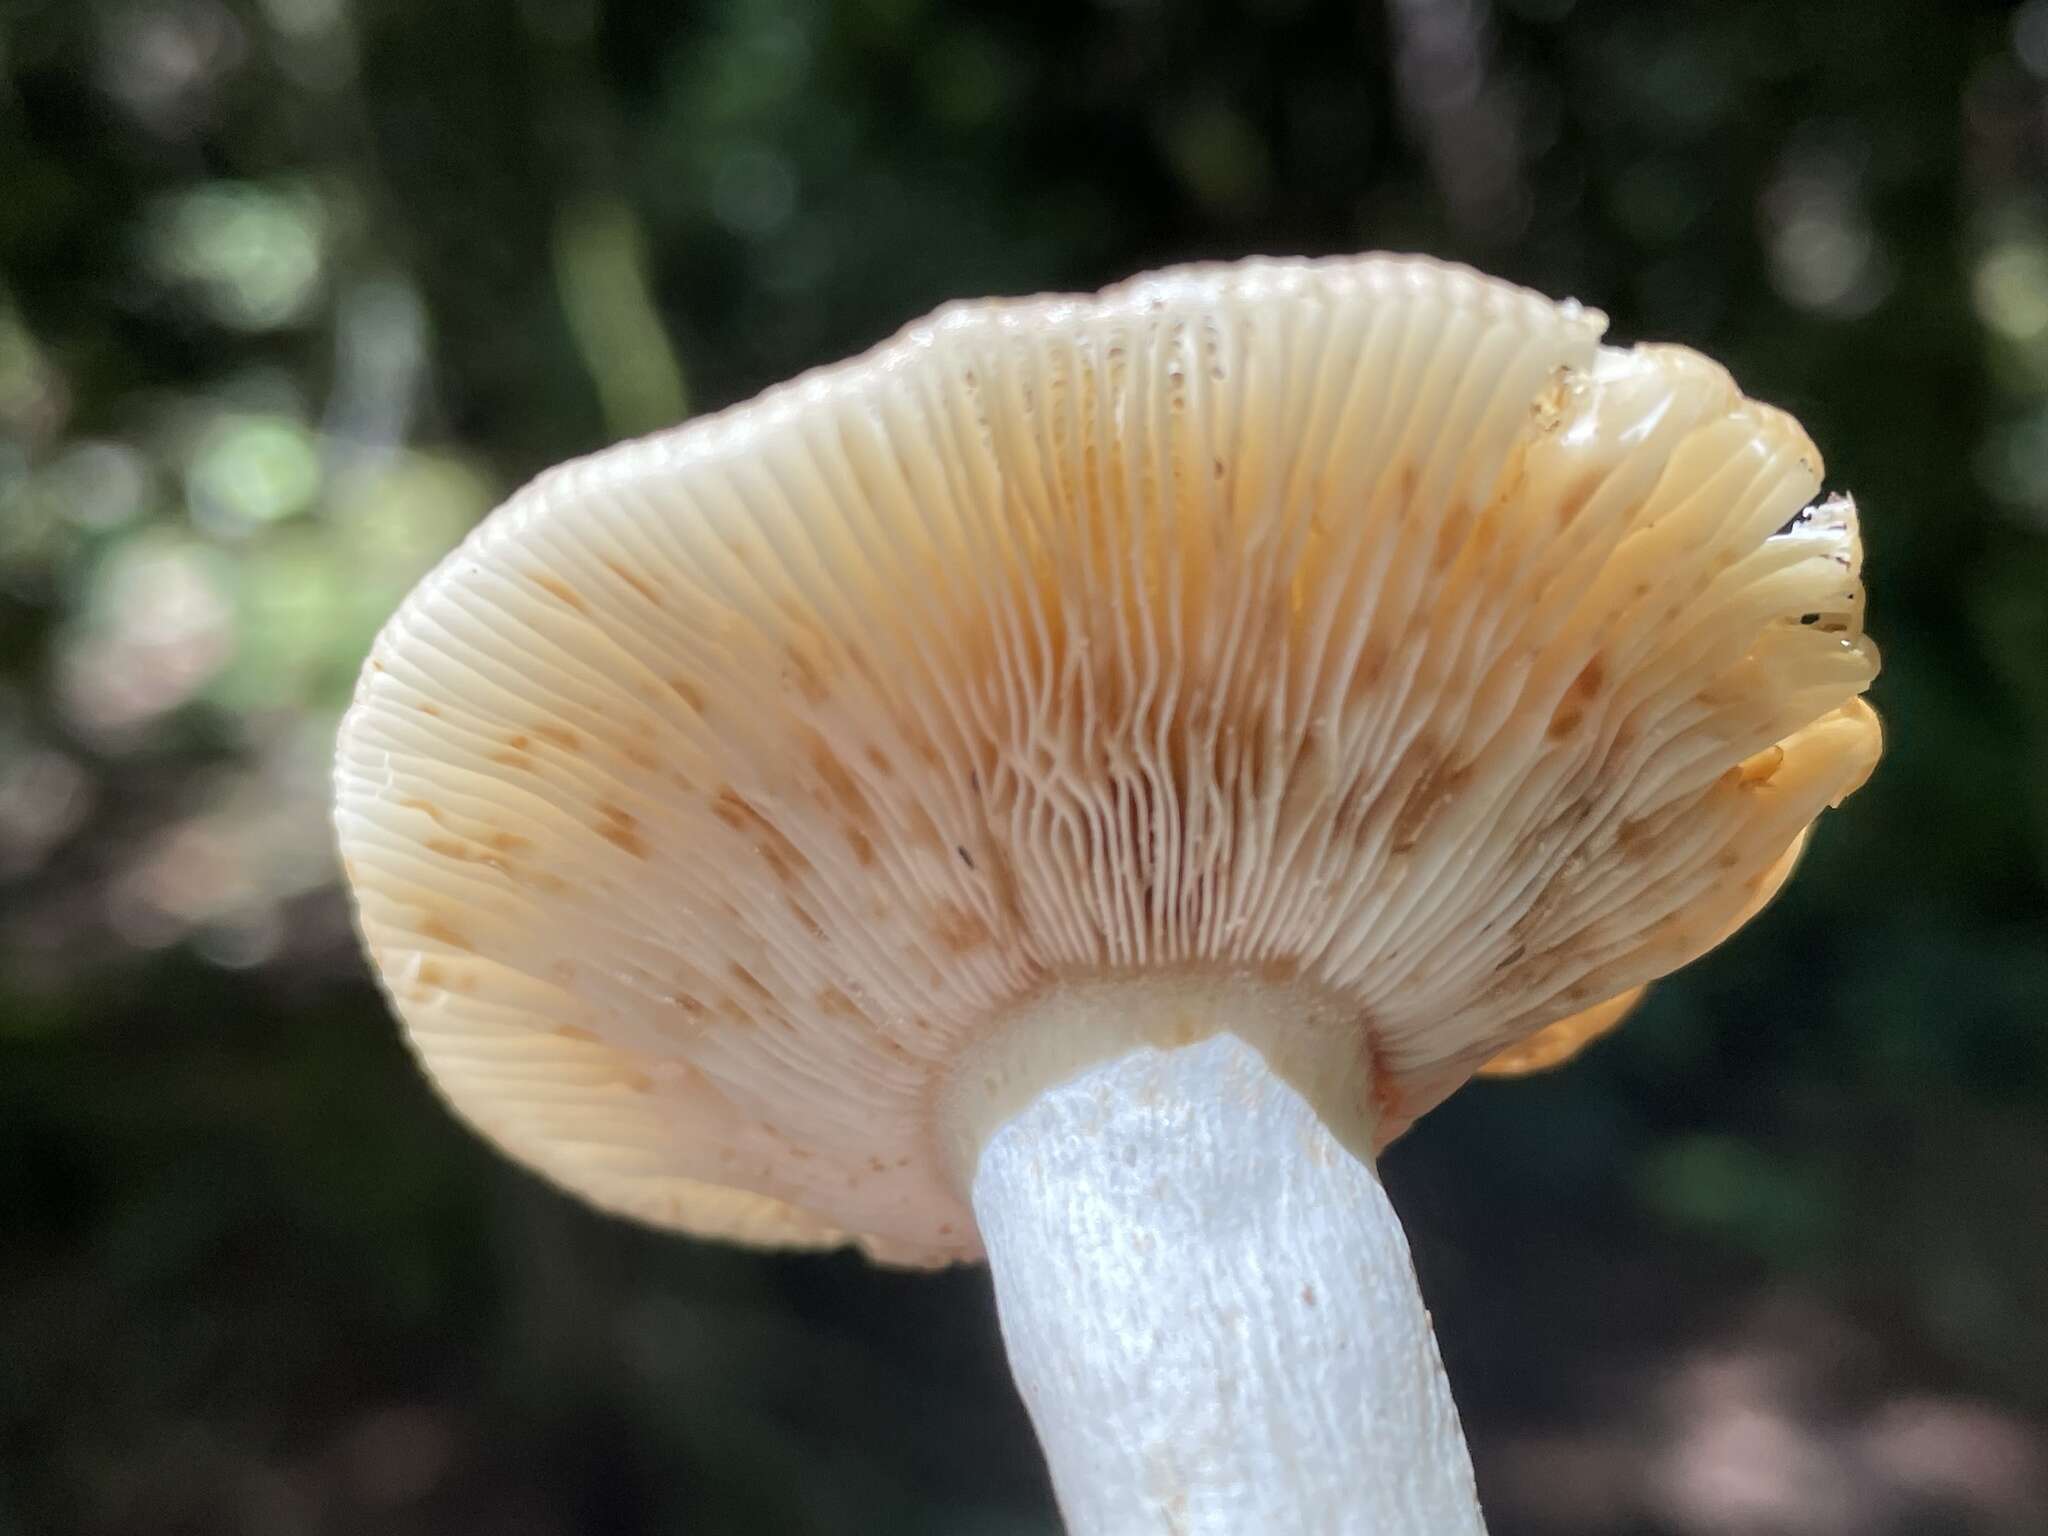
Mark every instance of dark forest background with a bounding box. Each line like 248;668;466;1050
4;0;2047;1532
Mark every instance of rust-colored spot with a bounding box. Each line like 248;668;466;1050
1430;513;1465;574
805;733;870;824
417;913;469;950
487;830;531;854
712;787;753;833
668;677;704;712
417;959;447;988
932;900;990;954
817;986;858;1018
730;963;773;1000
604;559;664;607
906;802;945;851
865;745;893;776
416;702;442;717
1396;458;1419;511
622;740;660;773
370;658;385;672
399;797;447;825
1346;640;1390;705
620;1069;653;1094
672;992;706;1018
1301;1285;1318;1307
425;836;467;860
846;826;876;868
533;723;582;753
489;751;534;771
533;573;587;613
712;786;807;885
1556;465;1607;528
787;896;825;941
786;643;828;706
1549;654;1607;739
556;1024;602;1043
1389;755;1471;855
1258;956;1301;984
596;801;648;860
937;1223;954;1237
903;719;944;770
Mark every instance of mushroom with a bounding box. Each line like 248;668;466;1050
334;255;1881;1533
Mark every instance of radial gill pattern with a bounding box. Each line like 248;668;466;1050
334;255;1880;1263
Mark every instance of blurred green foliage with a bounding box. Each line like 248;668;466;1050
2;0;2045;1532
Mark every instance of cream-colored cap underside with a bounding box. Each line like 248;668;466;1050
335;254;1880;1266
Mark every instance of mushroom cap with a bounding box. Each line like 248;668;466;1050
335;254;1881;1266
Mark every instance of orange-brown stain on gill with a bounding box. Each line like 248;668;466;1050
1428;512;1467;576
667;677;705;713
604;560;664;607
786;895;825;941
1344;639;1392;711
712;786;808;885
1549;653;1607;739
932;900;990;955
416;912;470;950
904;800;945;853
424;835;512;876
555;1024;602;1043
399;797;449;827
803;731;874;828
487;734;534;769
596;801;649;860
416;701;442;717
533;723;582;753
533;573;588;613
1388;745;1472;857
816;986;859;1019
786;643;829;706
1555;464;1609;530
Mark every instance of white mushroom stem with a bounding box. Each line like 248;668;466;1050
963;1011;1486;1536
